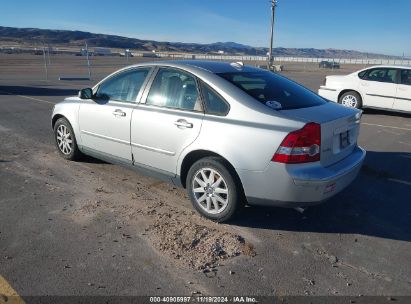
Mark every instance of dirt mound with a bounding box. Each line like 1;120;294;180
147;212;255;270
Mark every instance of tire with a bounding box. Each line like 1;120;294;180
186;157;243;222
338;91;362;109
53;117;82;161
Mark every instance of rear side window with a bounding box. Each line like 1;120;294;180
400;69;411;86
217;71;326;110
358;70;367;79
363;68;398;83
200;82;229;116
96;68;150;102
146;68;202;112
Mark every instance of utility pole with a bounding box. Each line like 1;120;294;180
85;41;91;79
42;43;48;80
268;0;278;69
47;43;51;65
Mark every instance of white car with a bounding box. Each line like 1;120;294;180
318;65;411;113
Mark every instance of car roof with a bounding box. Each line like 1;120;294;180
133;60;262;74
366;64;411;70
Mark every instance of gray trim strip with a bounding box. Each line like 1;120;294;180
366;93;411;102
131;142;175;156
78;145;176;183
81;130;130;145
396;96;411;102
320;87;337;92
366;93;396;99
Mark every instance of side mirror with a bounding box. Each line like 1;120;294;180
79;88;93;99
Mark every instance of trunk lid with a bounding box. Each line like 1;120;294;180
280;102;362;167
324;75;347;87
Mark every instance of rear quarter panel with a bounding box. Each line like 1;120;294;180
177;113;304;173
176;67;305;173
329;74;364;102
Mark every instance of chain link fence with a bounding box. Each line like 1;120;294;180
1;49;409;82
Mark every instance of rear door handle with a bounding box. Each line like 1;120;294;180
174;119;193;129
113;109;126;117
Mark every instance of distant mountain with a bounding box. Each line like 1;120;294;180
0;26;397;59
209;42;254;50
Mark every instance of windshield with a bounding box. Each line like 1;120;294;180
217;71;326;110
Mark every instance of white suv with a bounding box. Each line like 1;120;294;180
318;65;411;113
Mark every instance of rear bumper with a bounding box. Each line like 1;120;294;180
318;87;339;102
239;146;366;207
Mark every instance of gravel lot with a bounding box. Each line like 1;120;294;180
0;54;410;300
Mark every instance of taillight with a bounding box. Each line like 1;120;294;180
272;122;321;164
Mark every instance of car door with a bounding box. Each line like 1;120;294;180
78;67;152;162
360;68;398;109
393;69;411;112
130;67;204;174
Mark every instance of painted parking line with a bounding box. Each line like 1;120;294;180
361;122;411;132
0;275;25;304
0;90;55;105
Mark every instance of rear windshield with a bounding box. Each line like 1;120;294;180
217;71;326;110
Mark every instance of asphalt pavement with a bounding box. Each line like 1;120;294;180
0;57;410;300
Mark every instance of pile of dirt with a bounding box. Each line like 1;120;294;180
146;212;255;270
70;183;256;271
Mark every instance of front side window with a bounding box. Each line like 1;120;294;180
95;68;150;102
400;69;411;86
146;68;202;111
200;81;229;116
218;71;326;110
364;68;398;83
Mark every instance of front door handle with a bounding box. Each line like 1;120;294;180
174;119;193;129
113;109;126;117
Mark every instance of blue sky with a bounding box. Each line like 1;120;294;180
1;0;410;55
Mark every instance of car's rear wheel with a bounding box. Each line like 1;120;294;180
186;157;243;222
54;117;82;160
339;91;362;109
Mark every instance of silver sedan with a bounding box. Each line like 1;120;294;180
51;60;366;222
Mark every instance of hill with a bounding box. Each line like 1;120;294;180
0;26;396;59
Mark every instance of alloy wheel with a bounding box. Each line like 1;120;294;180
341;95;358;108
56;124;73;155
192;168;229;214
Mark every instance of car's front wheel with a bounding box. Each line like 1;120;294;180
54;117;82;160
339;91;362;109
186;157;243;222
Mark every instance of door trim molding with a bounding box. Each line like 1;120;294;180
81;130;130;145
366;93;411;102
131;142;175;156
366;93;396;99
395;96;411;102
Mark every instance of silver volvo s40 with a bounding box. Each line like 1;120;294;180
51;61;366;222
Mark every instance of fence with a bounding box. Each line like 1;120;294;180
1;51;410;83
135;52;411;66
